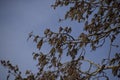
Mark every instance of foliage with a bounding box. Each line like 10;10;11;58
1;0;120;80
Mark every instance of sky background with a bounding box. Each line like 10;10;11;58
0;0;119;80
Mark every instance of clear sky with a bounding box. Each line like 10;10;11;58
0;0;119;80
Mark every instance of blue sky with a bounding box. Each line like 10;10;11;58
0;0;57;79
0;0;119;80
